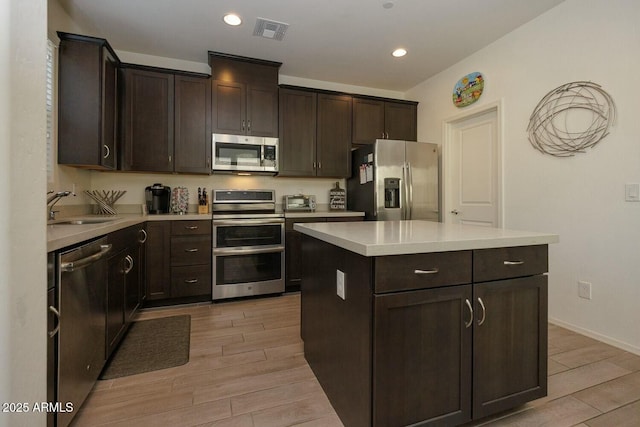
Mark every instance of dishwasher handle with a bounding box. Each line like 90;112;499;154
60;244;112;272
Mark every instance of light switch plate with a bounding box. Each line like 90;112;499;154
625;183;640;202
336;269;346;300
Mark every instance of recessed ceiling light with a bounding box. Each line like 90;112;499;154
223;13;242;26
382;1;394;9
392;48;407;58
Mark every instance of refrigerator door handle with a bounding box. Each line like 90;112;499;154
407;162;413;219
401;163;407;220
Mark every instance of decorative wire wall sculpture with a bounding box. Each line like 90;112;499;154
527;81;616;157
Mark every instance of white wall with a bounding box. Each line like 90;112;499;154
406;0;640;353
1;0;48;425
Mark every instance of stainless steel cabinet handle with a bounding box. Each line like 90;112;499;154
185;225;199;230
138;229;147;243
414;268;439;275
504;260;524;265
247;120;251;132
103;144;110;159
464;299;473;328
48;306;60;338
184;279;198;284
124;255;134;274
477;297;486;326
184;248;199;253
61;244;112;272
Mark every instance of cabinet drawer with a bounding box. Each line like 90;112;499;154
170;236;211;266
171;264;211;297
375;251;472;293
171;220;211;236
473;245;548;282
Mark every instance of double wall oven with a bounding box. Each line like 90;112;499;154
212;190;285;300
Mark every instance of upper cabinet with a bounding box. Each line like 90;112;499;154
120;66;211;174
352;97;417;145
57;32;120;170
209;52;281;137
278;87;352;178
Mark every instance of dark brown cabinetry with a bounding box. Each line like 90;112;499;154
279;87;352;177
285;216;362;292
210;53;281;137
300;240;548;427
106;224;146;357
121;66;211;173
144;221;171;300
144;220;211;305
352;97;417;145
170;220;211;298
57;32;119;170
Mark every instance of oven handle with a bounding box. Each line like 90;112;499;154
213;218;284;226
213;245;285;256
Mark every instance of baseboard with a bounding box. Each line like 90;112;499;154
548;317;640;356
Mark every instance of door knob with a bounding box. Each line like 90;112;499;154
450;209;460;215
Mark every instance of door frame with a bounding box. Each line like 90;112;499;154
442;100;504;227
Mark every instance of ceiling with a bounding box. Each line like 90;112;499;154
57;0;565;92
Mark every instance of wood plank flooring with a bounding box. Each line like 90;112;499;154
72;293;640;427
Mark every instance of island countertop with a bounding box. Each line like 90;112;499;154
294;220;559;256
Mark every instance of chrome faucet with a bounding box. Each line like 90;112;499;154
47;190;75;220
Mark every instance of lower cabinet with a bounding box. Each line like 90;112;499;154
285;215;362;292
145;220;211;305
373;285;473;427
106;224;146;357
300;238;548;427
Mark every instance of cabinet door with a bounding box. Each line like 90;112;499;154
278;88;317;176
473;275;548;419
145;221;171;300
384;101;417;141
174;75;211;174
101;48;118;169
106;249;126;356
352;97;385;145
247;84;279;137
373;285;473;427
122;68;174;172
212;80;246;135
316;93;352;177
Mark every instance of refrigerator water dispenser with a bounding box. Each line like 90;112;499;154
384;178;401;208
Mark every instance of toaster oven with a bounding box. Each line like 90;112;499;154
283;194;316;211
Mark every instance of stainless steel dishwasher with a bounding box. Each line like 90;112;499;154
57;237;111;427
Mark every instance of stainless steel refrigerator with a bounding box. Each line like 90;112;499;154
347;139;440;221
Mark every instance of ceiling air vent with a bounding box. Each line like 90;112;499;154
253;17;289;41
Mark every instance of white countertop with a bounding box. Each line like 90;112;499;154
283;210;364;219
47;213;211;252
294;220;559;257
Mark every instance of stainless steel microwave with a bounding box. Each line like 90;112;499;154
212;133;278;174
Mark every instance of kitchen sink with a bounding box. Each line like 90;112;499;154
51;218;115;225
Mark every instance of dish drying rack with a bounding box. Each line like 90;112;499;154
84;190;126;215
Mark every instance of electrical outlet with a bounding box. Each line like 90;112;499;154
336;269;346;300
578;281;592;300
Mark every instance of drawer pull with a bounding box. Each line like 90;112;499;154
477;298;486;326
464;299;473;328
185;226;199;230
184;279;198;284
414;268;439;275
503;260;524;265
185;248;199;253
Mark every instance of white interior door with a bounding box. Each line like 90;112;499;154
445;105;501;227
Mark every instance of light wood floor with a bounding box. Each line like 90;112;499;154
73;293;640;427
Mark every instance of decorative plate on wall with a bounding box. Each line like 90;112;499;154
452;72;484;108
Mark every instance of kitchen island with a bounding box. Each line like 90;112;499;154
294;220;558;427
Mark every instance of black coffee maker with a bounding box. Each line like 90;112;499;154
145;183;171;214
